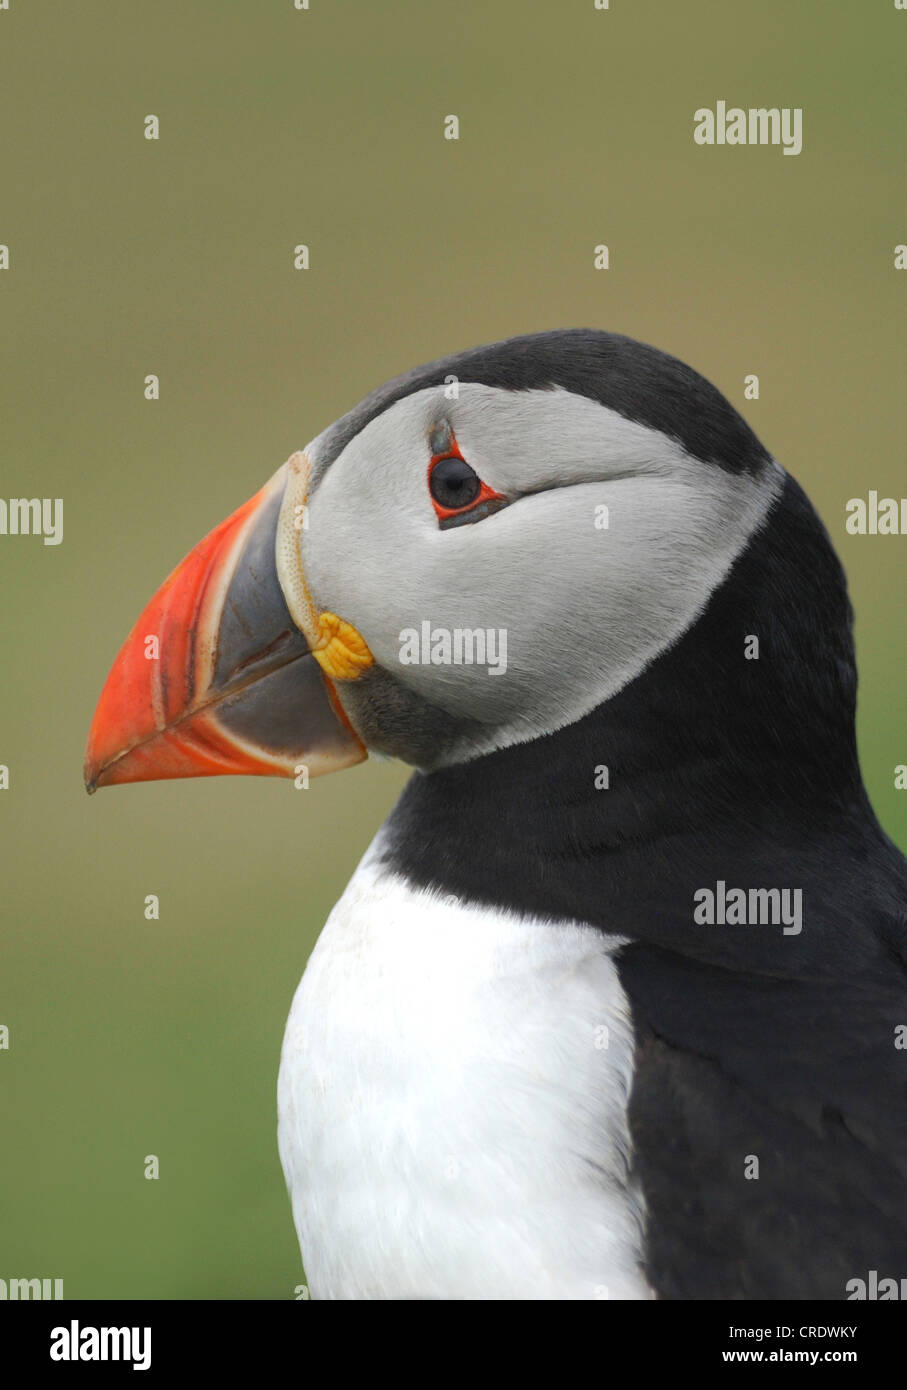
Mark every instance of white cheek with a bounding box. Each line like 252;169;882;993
304;467;778;738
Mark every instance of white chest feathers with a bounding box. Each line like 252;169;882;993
277;842;653;1300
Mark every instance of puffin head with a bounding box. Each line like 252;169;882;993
84;329;786;790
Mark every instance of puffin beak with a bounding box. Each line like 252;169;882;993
84;456;367;792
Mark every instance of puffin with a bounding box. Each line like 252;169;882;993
84;329;907;1300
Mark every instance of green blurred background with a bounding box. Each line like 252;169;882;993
1;1;904;1297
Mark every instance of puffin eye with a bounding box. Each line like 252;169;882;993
429;456;481;511
427;423;508;529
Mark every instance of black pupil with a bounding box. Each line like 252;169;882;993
430;455;481;510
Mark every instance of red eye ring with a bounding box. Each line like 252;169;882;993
427;428;506;525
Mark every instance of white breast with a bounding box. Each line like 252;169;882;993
277;836;653;1300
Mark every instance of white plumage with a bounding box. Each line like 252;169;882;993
278;836;654;1300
